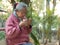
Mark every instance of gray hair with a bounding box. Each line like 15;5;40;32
15;2;27;11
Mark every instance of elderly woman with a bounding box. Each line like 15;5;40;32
5;2;32;45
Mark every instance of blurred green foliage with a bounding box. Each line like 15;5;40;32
0;31;5;40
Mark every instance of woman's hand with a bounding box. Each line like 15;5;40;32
19;21;27;27
19;18;32;27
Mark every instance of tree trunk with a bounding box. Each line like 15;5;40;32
42;15;46;45
58;27;60;45
8;0;16;5
9;0;30;5
20;0;30;5
53;0;56;14
59;38;60;45
46;0;52;43
8;0;30;9
46;0;50;9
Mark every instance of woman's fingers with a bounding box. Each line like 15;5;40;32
19;18;32;27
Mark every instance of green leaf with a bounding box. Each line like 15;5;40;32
30;32;40;45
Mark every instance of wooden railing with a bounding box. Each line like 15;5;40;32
0;28;5;31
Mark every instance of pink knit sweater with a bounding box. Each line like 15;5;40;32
5;14;32;45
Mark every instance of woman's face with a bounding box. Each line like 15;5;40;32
16;7;27;19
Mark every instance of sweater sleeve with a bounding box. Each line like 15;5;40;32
5;17;21;39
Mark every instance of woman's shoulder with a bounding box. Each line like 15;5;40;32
6;14;15;22
6;14;19;24
8;14;17;20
